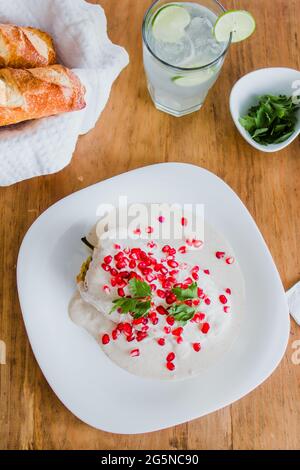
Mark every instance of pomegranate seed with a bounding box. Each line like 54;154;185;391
164;326;171;334
193;343;201;352
123;323;132;336
224;306;230;313
136;331;148;342
130;349;140;357
192;312;205;323
184;299;193;306
186;238;194;246
162;245;171;253
116;261;126;270
192;272;199;281
101;334;110;345
118;287;125;297
103;285;110;294
101;263;110;272
157;289;166;299
178;246;187;254
170;269;179;277
192;265;200;273
157;338;165;346
126;335;135;342
167;260;179;268
166;293;176;305
150;284;157;291
193;240;203;248
142;317;149;325
114;244;121;250
117;323;124;332
172;327;183;337
197;287;203;296
219;295;228;304
160;266;168;275
166;316;175;326
201;322;210;334
176;336;183;344
141;325;149;332
203;269;210;275
167;352;175;362
133;228;141;235
181;217;188;226
157;305;168;316
110;268;118;276
118;271;129;279
166;362;175;371
193;299;200;306
147;241;157;249
158;215;165;223
216;251;225;259
226;257;235;265
162;280;172;290
169;248;176;255
146;226;154;234
132;318;143;325
225;288;232;295
152;317;159;325
185;277;193;285
112;329;120;340
110;277;117;287
205;298;211;305
114;252;124;261
104;255;112;264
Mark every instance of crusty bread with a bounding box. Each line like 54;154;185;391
0;65;86;126
0;24;56;68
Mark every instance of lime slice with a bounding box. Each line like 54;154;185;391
172;69;215;87
152;4;191;43
213;10;256;43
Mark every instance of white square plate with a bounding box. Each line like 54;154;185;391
17;163;289;434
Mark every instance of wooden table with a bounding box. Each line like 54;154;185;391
0;0;299;450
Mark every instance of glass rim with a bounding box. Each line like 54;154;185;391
142;0;232;72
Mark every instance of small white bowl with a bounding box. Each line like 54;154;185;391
230;68;300;153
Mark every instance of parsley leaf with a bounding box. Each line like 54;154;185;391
128;278;151;298
168;304;196;322
110;278;152;319
110;298;151;319
239;95;299;146
172;282;198;300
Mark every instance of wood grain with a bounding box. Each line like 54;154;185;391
0;0;300;450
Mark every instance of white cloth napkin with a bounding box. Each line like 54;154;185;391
287;282;300;325
0;0;129;186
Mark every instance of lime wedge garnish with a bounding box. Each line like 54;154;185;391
172;69;215;87
213;10;256;43
152;4;191;43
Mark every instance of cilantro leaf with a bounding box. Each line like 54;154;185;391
239;95;299;146
110;298;151;319
168;304;196;322
172;282;198;300
128;278;151;298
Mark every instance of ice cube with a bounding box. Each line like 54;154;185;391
149;33;193;66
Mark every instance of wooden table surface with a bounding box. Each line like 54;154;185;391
0;0;300;450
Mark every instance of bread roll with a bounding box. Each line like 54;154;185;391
0;65;86;126
0;23;56;68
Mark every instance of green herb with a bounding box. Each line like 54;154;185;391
239;95;299;146
110;278;152;319
168;304;196;322
172;282;198;300
128;277;151;298
110;298;151;319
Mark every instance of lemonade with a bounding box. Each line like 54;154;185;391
142;1;230;117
